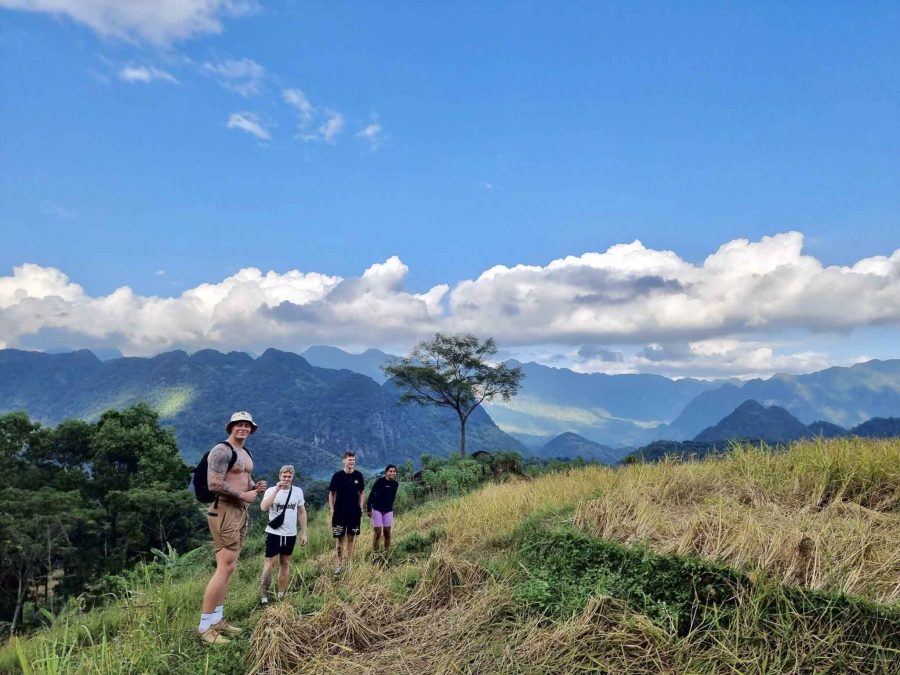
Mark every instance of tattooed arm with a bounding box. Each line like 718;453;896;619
207;445;254;503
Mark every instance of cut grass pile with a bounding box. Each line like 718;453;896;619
3;437;898;674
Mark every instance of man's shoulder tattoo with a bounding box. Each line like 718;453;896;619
208;445;234;474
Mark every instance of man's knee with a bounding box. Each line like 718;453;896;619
217;551;239;574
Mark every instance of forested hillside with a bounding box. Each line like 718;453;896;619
0;349;523;477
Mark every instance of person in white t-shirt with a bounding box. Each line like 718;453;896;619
259;465;307;605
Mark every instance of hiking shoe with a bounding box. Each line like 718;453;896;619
198;627;229;645
211;620;242;636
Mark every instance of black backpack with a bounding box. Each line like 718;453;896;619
192;441;252;503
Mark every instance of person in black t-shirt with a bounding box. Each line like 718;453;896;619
328;451;365;574
366;464;399;555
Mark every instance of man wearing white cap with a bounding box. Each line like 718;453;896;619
197;411;267;645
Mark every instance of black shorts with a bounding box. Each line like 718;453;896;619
332;513;361;538
265;533;297;558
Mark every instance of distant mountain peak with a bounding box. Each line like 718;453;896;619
694;399;809;443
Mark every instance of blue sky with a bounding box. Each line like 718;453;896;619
1;1;898;377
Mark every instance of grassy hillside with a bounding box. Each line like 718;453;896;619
4;438;899;674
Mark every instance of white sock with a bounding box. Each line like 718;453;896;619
213;605;223;624
198;612;216;633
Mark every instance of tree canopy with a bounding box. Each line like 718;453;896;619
383;334;524;456
0;404;202;635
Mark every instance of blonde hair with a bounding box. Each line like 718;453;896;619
279;465;295;476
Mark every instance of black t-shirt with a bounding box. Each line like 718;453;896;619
367;477;399;513
329;470;365;516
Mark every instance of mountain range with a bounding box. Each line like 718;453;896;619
302;347;900;448
629;400;900;463
3;346;898;473
0;348;523;478
695;400;900;444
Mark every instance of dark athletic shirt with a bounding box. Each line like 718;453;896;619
328;469;365;517
367;477;399;513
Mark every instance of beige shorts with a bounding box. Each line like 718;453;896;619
207;498;248;552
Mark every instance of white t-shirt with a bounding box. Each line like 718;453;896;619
263;485;305;536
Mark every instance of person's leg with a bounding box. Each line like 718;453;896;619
372;526;382;552
260;555;278;602
278;554;291;598
345;534;356;567
335;530;345;573
381;511;394;552
371;509;383;552
202;548;238;613
333;518;345;572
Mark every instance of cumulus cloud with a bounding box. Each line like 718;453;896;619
0;259;448;354
226;112;270;140
0;233;898;377
119;65;178;84
449;232;900;344
0;0;257;45
203;58;266;96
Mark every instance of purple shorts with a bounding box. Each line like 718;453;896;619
371;510;393;528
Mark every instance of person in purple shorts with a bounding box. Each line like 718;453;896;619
366;464;399;556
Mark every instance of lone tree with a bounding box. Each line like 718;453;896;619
383;333;525;457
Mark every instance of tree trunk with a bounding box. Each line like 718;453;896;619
10;563;30;637
459;415;467;457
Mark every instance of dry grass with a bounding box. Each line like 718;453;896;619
405;465;613;554
575;438;900;603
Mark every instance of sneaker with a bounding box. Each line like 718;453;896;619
211;619;242;636
334;565;343;575
260;597;269;607
198;627;229;645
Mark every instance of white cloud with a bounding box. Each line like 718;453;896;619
203;58;266;96
314;109;344;143
119;65;178;84
282;88;314;126
226;112;270;140
0;0;257;45
282;88;345;143
571;339;836;379
448;232;900;344
0;259;447;354
355;122;383;149
1;233;897;377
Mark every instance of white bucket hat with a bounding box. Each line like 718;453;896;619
226;411;258;434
